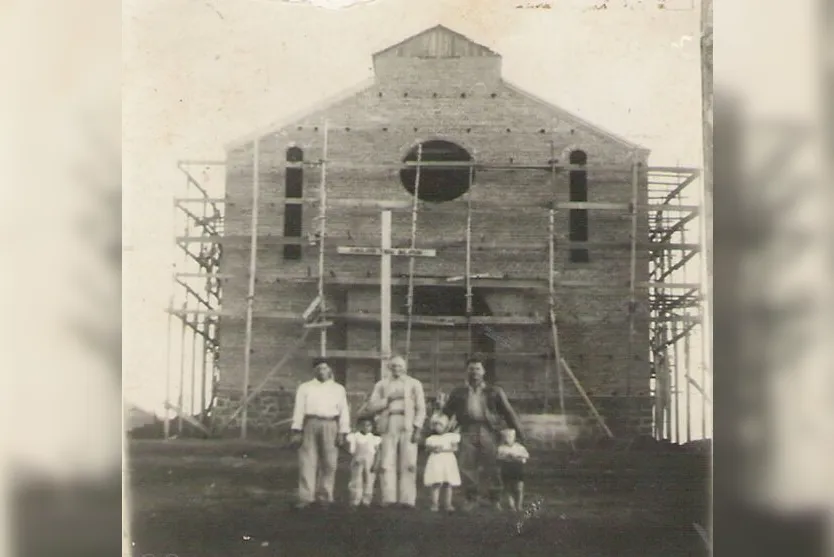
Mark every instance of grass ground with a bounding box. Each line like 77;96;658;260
128;439;710;557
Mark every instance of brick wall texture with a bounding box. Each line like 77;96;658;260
214;27;653;438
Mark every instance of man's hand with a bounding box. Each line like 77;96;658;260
337;433;348;447
290;430;303;448
410;427;421;444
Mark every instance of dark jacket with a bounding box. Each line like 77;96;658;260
442;383;525;442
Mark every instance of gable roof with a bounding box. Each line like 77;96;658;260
372;24;499;60
225;25;647;154
501;80;648;153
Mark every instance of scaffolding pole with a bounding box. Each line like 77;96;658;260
317;122;329;357
404;143;422;357
177;301;186;435
685;327;692;442
190;317;198;416
241;139;260;439
164;295;174;440
464;165;474;352
199;315;208;423
627;159;639;427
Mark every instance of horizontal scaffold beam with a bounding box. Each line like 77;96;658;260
173;272;702;291
277;160;698;173
168;308;701;325
305;349;550;360
176;235;701;252
276;198;700;213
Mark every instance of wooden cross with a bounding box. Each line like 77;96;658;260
337;210;436;379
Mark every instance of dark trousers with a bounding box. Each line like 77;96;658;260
458;423;502;503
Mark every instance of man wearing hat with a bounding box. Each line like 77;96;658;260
363;355;427;508
290;358;351;508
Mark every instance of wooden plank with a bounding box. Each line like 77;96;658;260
307;349;549;360
560;358;614;438
228;196;699;213
174;197;226;204
179;235;700;251
337;246;437;257
217;329;312;432
380;211;392;379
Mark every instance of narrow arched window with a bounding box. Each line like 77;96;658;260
568;150;589;263
283;147;304;260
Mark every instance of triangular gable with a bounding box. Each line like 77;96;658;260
501;79;649;154
373;24;499;60
224;77;376;151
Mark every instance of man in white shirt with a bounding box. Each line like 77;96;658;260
364;355;426;508
290;358;351;508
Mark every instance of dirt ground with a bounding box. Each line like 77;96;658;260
128;439;710;557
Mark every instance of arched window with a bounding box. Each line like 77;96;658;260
568;150;589;263
284;147;304;261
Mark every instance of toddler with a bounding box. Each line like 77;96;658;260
346;418;382;507
422;413;461;512
496;428;530;511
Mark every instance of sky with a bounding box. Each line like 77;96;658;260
123;0;707;436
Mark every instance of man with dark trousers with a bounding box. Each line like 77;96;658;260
442;357;525;511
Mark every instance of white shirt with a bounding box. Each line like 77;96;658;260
346;431;382;463
291;378;351;433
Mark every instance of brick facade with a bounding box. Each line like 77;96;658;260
215;26;652;438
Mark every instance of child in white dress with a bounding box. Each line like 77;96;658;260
422;413;461;512
496;428;530;511
346;418;382;507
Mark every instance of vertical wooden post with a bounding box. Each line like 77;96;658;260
405;144;422;357
163;296;173;440
200;315;208;423
241;138;260;439
178;302;186;435
685;331;692;442
318;122;329;357
464;164;474;352
669;321;681;443
627;158;640;429
380;210;392;380
190;318;198;416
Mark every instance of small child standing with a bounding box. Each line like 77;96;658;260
346;418;382;507
423;413;461;512
496;428;530;511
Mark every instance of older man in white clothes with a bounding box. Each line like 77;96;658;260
290;358;351;509
364;355;426;509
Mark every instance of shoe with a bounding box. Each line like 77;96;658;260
292;501;313;510
445;506;456;513
399;503;416;510
429;505;439;512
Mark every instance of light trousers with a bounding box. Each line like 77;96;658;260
297;417;339;503
348;458;377;505
379;414;418;506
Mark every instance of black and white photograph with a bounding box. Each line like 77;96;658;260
124;1;713;555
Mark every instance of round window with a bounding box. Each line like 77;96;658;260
399;140;474;203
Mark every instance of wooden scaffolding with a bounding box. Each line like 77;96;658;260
165;124;709;443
